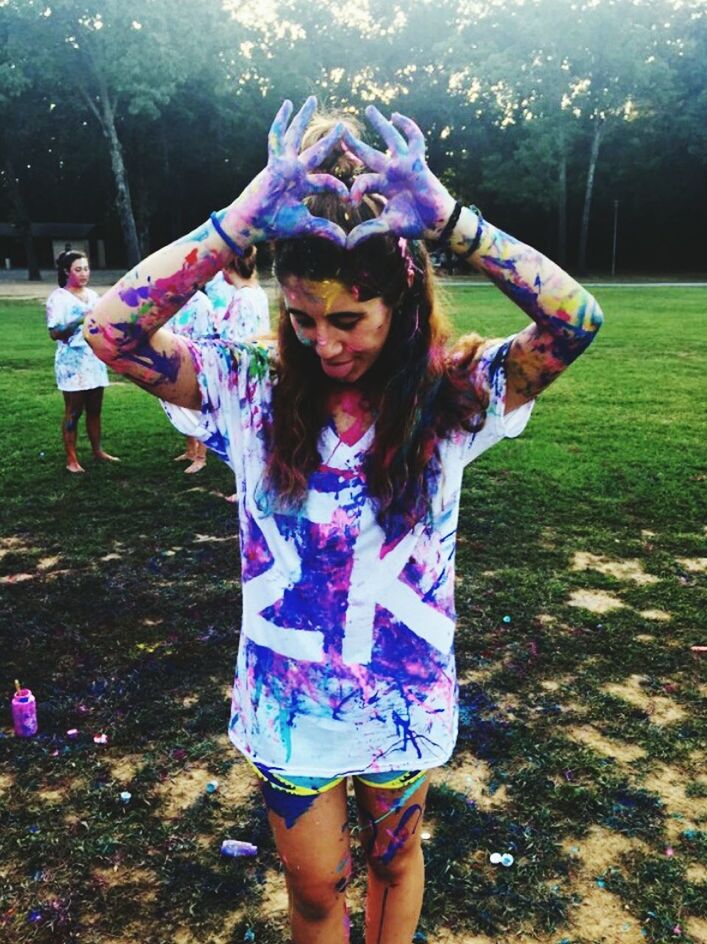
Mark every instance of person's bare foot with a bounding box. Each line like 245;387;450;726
66;460;85;473
94;451;120;462
184;458;206;474
174;452;194;461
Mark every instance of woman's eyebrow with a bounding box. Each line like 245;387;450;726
287;307;361;319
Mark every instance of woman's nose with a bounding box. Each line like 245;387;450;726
315;330;343;355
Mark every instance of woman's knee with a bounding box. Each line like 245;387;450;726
64;406;83;430
286;865;350;921
365;834;423;885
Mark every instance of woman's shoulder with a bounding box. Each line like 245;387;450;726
46;287;69;311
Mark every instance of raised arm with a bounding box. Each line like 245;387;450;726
345;107;603;412
84;97;347;409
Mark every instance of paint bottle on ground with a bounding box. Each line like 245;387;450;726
12;682;38;737
220;839;258;858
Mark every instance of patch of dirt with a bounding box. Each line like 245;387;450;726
602;675;687;725
559;827;649;944
641;763;707;842
567;589;626;613
458;662;505;685
432;759;510;810
686;862;707;883
561;826;648;873
685;917;707;943
567;725;647;762
634;633;656;643
92;865;159;903
155;748;257;819
677;557;707;574
567;882;645;943
571;552;659;585
639;608;672;621
259;867;290;920
171;909;244;944
0;771;13;792
107;753;144;784
540;675;575;693
155;765;224;817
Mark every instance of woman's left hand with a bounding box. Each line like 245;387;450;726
344;106;456;247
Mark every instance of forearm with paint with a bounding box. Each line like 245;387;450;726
52;315;84;342
84;209;250;385
450;210;604;365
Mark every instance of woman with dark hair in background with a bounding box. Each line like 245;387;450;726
207;244;270;342
46;251;119;473
84;99;602;943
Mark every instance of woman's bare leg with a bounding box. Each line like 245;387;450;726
84;387;119;461
354;777;430;944
62;391;85;473
174;435;196;461
184;438;206;473
262;780;352;944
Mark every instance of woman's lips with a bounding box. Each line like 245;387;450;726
320;358;354;379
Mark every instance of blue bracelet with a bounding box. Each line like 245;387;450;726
210;211;244;257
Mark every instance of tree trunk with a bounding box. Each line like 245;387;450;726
98;94;141;267
557;135;567;267
2;154;42;280
578;118;604;275
80;57;142;268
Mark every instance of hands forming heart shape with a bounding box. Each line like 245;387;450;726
228;96;457;250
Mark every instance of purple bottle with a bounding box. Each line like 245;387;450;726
12;685;38;737
220;839;258;858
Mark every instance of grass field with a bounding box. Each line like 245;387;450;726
1;285;705;944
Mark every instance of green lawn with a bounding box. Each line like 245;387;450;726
1;287;705;944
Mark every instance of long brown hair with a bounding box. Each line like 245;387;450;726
266;120;492;525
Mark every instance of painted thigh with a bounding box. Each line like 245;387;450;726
84;386;104;417
62;391;86;429
353;777;430;876
261;780;353;912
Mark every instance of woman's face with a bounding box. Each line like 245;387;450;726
67;258;90;289
282;276;392;383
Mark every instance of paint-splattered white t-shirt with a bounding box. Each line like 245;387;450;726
162;338;533;777
166;290;216;340
206;272;270;342
46;288;109;392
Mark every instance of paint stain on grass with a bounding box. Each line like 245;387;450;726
602;675;687;725
571;552;660;585
567;589;627;613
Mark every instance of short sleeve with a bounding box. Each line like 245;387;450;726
460;336;535;465
160;338;272;470
46;290;65;330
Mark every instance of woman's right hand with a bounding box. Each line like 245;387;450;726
222;97;349;247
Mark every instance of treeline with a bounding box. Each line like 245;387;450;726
1;0;705;274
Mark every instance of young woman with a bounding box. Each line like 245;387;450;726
207;245;270;343
166;286;216;473
85;98;603;944
46;251;119;473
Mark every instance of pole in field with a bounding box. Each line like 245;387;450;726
611;199;619;277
